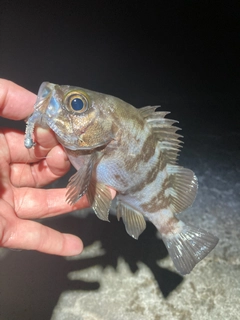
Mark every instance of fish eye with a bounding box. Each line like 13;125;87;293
65;92;89;113
71;98;84;111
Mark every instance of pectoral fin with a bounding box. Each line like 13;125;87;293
117;200;146;239
87;181;112;221
66;153;96;204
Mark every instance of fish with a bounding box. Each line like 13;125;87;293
24;82;219;275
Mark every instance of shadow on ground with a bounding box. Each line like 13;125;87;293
0;212;183;320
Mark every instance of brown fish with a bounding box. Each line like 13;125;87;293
25;82;218;275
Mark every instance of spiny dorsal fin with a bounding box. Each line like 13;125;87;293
117;200;146;239
139;106;183;164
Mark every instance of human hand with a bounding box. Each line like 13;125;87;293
0;79;115;256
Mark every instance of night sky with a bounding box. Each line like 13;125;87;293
0;1;239;135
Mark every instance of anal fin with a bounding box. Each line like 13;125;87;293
117;201;146;239
162;223;219;275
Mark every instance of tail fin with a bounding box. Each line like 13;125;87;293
162;224;219;275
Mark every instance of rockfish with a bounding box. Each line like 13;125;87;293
24;82;218;275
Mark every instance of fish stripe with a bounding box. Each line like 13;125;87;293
140;175;171;213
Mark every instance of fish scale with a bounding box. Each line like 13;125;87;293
25;82;219;275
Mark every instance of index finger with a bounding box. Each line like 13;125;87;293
0;79;36;120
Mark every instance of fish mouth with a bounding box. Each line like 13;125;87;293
24;82;64;148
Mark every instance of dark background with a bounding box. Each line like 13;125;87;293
0;1;239;135
0;1;239;319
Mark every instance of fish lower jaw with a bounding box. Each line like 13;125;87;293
56;136;80;150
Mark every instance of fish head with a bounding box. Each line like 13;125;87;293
25;82;114;151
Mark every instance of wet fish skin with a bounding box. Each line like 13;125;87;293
25;82;219;275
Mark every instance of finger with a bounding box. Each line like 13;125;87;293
14;187;90;218
3;128;60;164
0;79;36;120
14;186;116;219
10;145;71;188
4;218;83;256
34;126;59;149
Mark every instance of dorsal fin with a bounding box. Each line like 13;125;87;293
165;164;198;214
139;106;183;164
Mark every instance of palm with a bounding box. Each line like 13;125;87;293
0;126;87;255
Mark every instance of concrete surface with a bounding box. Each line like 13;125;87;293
0;125;239;320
